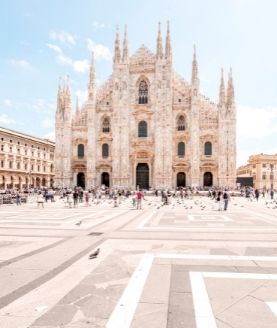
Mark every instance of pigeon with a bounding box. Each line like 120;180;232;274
75;220;82;226
89;248;100;259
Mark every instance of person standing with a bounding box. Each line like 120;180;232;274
73;189;79;208
270;189;274;200
255;189;260;202
216;191;223;211
16;192;21;206
136;189;144;209
37;193;44;208
223;190;230;211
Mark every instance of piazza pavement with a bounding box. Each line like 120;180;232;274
0;194;277;327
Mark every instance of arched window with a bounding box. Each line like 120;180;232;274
204;142;212;156
77;144;84;158
138;121;147;137
102;143;109;158
177;115;185;131
177;142;185;157
102;118;110;133
138;80;148;104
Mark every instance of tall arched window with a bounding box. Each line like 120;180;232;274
138;80;148;104
102;143;109;158
177;115;185;131
102;118;110;133
177;142;185;157
138;121;147;137
204;142;212;156
77;144;84;158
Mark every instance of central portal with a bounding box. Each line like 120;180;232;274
77;172;85;189
136;163;149;190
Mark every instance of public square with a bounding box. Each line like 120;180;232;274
0;195;277;327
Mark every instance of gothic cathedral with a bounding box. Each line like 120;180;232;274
54;23;236;190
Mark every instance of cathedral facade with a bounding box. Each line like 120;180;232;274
54;23;236;190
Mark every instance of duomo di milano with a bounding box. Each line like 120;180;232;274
54;23;236;190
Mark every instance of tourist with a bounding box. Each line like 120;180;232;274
136;189;144;209
216;191;223;211
223;189;230;211
37;193;44;208
73;189;79;207
16;192;21;206
254;189;260;202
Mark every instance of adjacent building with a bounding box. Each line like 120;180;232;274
54;23;236;190
0;126;55;189
237;154;277;190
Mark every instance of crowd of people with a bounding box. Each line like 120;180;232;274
0;186;275;211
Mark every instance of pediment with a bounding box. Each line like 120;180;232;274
131;45;155;61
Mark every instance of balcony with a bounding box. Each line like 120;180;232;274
131;136;154;147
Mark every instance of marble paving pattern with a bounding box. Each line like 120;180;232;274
0;195;277;327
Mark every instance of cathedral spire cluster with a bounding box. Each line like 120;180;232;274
218;68;235;109
57;75;71;110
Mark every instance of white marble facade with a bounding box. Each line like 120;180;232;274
54;23;236;190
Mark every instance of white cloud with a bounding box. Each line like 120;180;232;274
49;31;76;46
0;114;14;124
72;59;89;73
92;21;110;29
10;59;33;70
43;131;55;141
47;43;63;54
87;38;112;61
47;43;89;73
3;99;12;107
237;105;277;139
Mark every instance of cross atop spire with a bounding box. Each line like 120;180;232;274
156;22;163;60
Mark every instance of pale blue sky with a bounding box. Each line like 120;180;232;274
1;0;277;166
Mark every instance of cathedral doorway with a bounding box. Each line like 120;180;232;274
203;172;213;187
101;172;110;187
177;172;186;187
136;163;149;190
77;172;85;189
